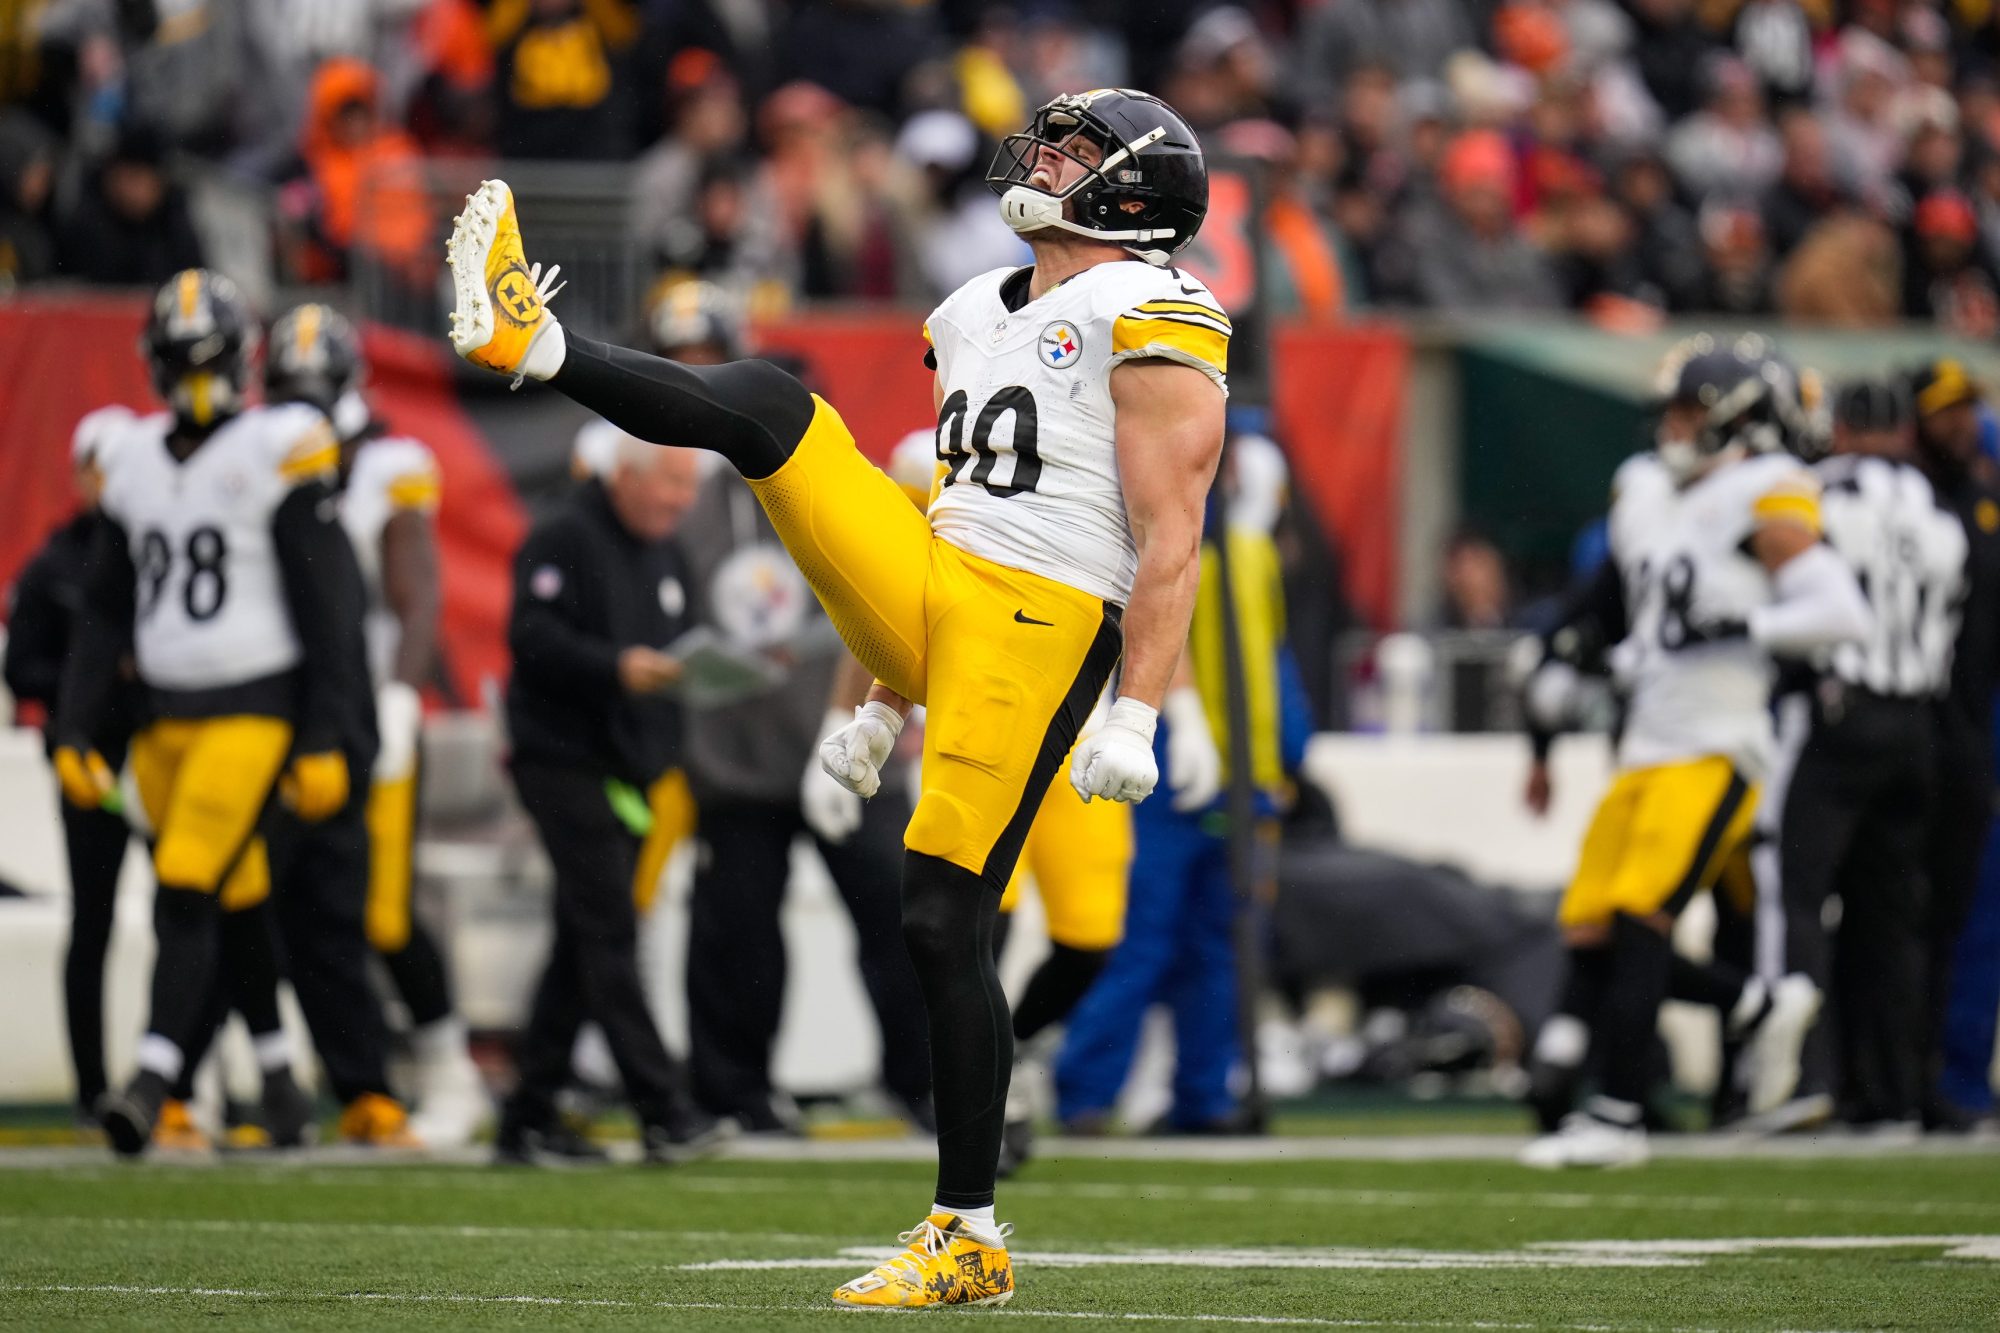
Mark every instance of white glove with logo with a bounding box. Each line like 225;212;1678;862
817;700;904;800
802;709;867;843
1069;696;1160;804
375;681;424;784
1161;686;1222;812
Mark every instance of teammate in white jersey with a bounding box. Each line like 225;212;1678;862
1745;377;1967;1127
443;88;1224;1304
50;270;400;1154
1519;338;1870;1169
265;303;489;1147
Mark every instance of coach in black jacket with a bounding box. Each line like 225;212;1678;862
498;432;721;1164
3;409;141;1121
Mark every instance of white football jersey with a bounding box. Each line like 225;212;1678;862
97;403;338;692
922;261;1229;605
1610;451;1823;780
1816;453;1967;698
341;435;441;685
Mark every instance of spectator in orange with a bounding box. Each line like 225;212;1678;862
281;58;434;289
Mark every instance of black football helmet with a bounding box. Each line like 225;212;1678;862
266;302;364;417
142;268;257;430
1650;333;1817;477
986;89;1208;266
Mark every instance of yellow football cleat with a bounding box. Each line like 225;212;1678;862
444;178;564;386
337;1092;424;1149
831;1213;1015;1309
152;1099;210;1152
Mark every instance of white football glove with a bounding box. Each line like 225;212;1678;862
1161;686;1221;812
801;709;866;843
1069;696;1160;804
817;700;904;800
375;681;424;784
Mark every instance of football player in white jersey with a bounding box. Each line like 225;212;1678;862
1518;339;1870;1169
265;303;489;1148
444;88;1224;1305
51;270;401;1155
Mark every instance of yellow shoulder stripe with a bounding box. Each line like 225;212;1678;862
387;471;442;511
1112;313;1229;374
278;421;340;483
1753;487;1822;536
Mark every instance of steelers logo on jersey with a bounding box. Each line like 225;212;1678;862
658;575;686;618
491;262;542;329
1039;321;1083;369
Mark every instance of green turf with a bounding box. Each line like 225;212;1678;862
2;1153;1998;1330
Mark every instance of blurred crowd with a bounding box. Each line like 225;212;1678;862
6;0;2000;327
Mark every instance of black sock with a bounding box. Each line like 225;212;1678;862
172;976;231;1102
223;900;286;1038
148;886;223;1064
551;336;812;480
1556;945;1613;1026
1012;943;1109;1044
382;923;455;1028
1667;952;1754;1015
1597;913;1673;1108
901;852;1010;1212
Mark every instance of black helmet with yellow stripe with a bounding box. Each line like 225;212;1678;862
266;302;364;416
143;268;257;432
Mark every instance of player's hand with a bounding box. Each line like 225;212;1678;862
53;745;115;810
281;750;350;822
801;711;866;843
1161;686;1221;812
1524;759;1553;817
375;681;423;784
818;701;904;800
1070;696;1160;805
618;646;682;694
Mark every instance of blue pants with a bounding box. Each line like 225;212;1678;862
1944;817;2000;1112
1054;801;1238;1127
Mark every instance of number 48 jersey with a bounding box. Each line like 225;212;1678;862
1608;451;1824;780
97;402;338;693
922;261;1229;606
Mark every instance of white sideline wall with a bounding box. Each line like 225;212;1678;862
5;728;1987;1105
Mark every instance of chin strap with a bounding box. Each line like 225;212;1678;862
998;124;1174;264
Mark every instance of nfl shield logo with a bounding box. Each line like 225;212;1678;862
1039;322;1082;369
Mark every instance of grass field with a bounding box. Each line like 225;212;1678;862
4;1143;2000;1331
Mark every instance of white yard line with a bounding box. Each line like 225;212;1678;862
0;1283;1843;1332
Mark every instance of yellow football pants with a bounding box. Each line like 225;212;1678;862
747;398;1123;885
1558;756;1760;929
1000;765;1133;951
130;715;293;898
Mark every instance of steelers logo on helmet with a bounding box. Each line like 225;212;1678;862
1039;321;1083;369
491;261;542;329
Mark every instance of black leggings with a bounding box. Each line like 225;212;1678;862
62;803;129;1107
551;336;814;480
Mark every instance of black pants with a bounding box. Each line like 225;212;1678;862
507;762;689;1129
1778;691;1934;1121
687;792;931;1120
62;802;131;1108
1922;711;1995;1109
263;789;396;1104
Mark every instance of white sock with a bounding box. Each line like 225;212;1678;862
412;1015;467;1065
253;1030;292;1075
136;1032;184;1082
521;319;567;382
1727;977;1770;1036
939;1203;998;1239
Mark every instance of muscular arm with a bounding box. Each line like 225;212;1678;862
380;509;442;689
1111;359;1226;706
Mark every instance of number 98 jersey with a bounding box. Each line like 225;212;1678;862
922;261;1229;606
1609;450;1823;781
98;403;339;693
